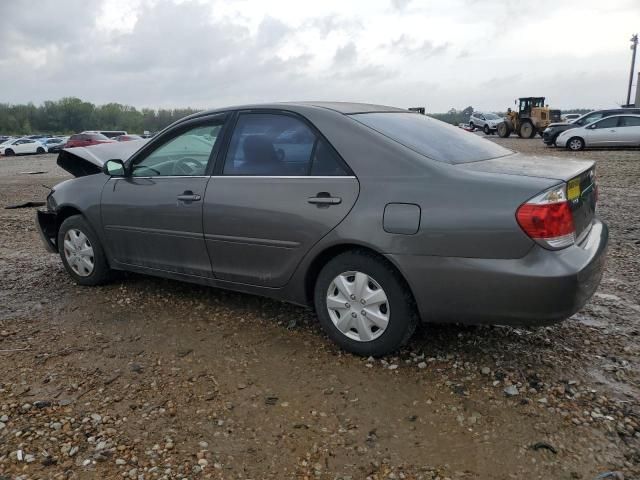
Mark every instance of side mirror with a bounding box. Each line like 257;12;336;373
103;159;126;176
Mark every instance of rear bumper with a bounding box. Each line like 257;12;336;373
36;209;58;253
387;219;608;325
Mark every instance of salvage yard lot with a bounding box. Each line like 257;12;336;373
0;139;638;479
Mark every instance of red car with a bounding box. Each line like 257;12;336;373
65;132;115;148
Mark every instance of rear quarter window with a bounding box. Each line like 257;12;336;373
351;112;512;164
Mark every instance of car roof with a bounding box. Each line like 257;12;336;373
597;114;640;118
194;101;406;117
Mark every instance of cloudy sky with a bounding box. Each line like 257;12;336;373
1;0;638;112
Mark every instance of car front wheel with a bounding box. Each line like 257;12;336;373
58;215;111;286
483;125;490;134
314;250;418;356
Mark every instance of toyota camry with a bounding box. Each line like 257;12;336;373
37;102;608;356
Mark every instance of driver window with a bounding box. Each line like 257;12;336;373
132;122;223;177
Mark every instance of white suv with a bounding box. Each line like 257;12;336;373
469;112;503;134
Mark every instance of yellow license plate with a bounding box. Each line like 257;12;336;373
567;178;580;200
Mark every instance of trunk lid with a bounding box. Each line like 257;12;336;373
460;153;597;242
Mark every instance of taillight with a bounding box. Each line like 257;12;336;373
516;184;575;250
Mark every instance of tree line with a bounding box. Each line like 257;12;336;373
0;97;202;135
0;98;596;135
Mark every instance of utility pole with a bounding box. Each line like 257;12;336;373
627;34;638;106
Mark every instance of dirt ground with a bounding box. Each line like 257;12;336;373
0;138;638;480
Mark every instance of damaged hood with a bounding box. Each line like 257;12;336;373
57;139;148;177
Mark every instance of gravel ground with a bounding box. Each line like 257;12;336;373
0;139;638;480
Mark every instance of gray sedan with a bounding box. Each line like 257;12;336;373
37;102;608;356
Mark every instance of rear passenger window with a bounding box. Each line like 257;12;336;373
223;113;349;176
311;139;349;176
619;116;640;127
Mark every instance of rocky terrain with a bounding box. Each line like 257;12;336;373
0;139;638;479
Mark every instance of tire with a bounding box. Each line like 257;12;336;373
57;215;111;286
4;149;15;156
567;137;585;151
313;250;418;356
483;125;490;135
518;121;535;139
36;147;45;154
469;122;475;131
496;122;511;138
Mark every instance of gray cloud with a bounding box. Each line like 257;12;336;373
388;35;451;57
333;42;358;66
306;15;363;38
390;0;412;10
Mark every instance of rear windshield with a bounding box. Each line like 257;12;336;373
351;112;513;164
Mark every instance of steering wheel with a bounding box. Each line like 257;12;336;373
173;157;202;176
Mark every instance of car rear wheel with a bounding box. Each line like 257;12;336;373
567;137;585;151
4;149;15;156
36;147;45;154
314;250;418;356
58;215;111;286
483;125;490;135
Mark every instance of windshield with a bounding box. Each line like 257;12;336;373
485;113;500;120
574;112;605;127
351;112;513;164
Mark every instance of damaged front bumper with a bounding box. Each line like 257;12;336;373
36;209;58;253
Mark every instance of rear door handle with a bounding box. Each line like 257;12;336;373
177;191;201;202
308;193;341;206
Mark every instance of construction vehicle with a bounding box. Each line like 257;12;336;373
496;97;561;138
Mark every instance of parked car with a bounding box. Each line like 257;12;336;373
45;137;70;153
114;134;143;142
84;130;127;139
0;137;47;156
41;137;66;152
469;111;503;134
562;113;581;122
556;114;640;150
37;102;607;356
65;133;115;148
543;108;640;146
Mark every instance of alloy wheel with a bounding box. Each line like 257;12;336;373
326;271;390;342
569;138;583;151
63;228;95;277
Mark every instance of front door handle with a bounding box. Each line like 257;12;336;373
308;192;341;206
177;191;201;202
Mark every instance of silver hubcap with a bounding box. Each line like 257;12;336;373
326;271;390;342
569;139;582;150
63;229;94;277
